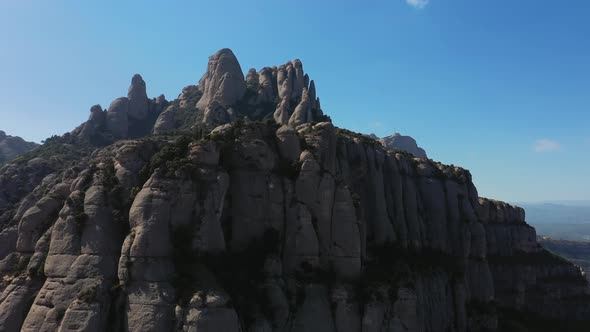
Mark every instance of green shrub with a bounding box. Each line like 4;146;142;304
11;256;29;275
32;255;46;278
55;307;66;321
77;285;98;303
140;135;194;181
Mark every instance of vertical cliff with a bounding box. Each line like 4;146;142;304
1;120;588;331
0;49;588;331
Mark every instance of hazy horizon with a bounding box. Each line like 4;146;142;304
1;0;588;202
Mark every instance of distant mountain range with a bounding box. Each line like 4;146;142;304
516;202;590;224
515;202;590;242
0;130;38;163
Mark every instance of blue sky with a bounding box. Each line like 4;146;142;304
0;0;588;202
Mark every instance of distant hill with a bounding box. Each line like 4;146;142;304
517;202;590;224
0;130;38;163
516;202;590;242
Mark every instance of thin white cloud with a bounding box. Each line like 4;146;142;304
406;0;429;9
370;121;383;128
533;139;561;152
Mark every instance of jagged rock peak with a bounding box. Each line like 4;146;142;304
129;73;146;91
196;48;246;113
74;73;168;142
79;104;107;138
89;104;103;114
127;73;149;120
192;49;327;127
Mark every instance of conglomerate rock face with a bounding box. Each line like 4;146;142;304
0;49;589;332
0;131;39;164
73;74;168;144
152;48;326;132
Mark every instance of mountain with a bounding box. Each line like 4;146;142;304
0;49;588;331
378;133;428;158
517;202;590;225
0;130;38;163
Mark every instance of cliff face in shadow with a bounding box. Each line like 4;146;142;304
0;49;588;332
539;237;590;282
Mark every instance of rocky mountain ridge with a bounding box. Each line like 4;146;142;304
367;133;428;158
0;48;589;331
0;131;39;164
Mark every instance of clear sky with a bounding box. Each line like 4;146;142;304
0;0;588;202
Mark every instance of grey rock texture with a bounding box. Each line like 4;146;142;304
127;74;149;120
106;97;129;139
0;50;588;331
378;133;428;158
196;48;246;125
0;131;38;163
153;48;327;130
74;74;166;142
79;105;107;138
2;120;588;331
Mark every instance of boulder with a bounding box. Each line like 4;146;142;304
153;105;176;134
106;97;129;139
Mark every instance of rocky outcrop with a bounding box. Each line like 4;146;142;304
288;88;312;127
127;74;149;120
379;133;428;158
2;120;588;331
0;158;54;218
106;98;129;139
79;105;107;138
75;74;166;142
477;199;590;321
0;131;38;163
0;51;588;331
196;48;246;125
154;49;326;129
